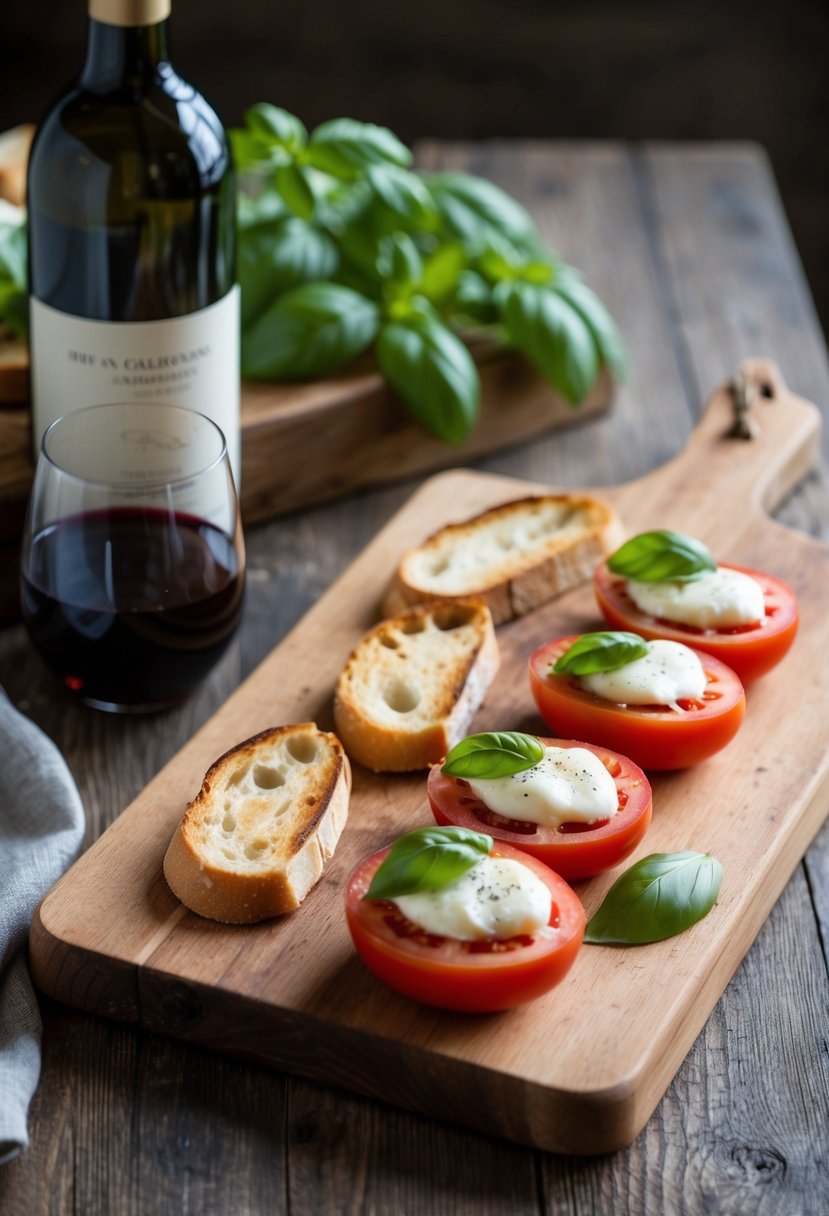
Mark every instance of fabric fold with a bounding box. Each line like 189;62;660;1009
0;691;84;1164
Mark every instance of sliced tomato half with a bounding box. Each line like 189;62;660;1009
427;738;652;881
593;561;798;683
345;840;585;1012
529;636;746;771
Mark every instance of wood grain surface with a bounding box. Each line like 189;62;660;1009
27;358;829;1154
2;142;829;1213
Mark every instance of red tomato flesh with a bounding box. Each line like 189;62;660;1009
427;738;652;881
529;636;746;771
345;840;585;1012
593;561;798;683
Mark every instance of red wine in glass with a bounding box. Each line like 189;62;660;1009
21;402;245;712
22;507;244;710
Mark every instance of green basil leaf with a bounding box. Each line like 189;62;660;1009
0;282;27;338
584;852;723;944
376;310;480;444
366;165;437;226
607;530;717;583
428;172;536;247
275;163;315;220
454;270;498;324
365;826;493;901
377;233;422;291
553;631;650;676
419;244;465;302
0;212;28;337
230;129;291;171
442;731;545;779
241;282;379;379
336;203;385;277
236;188;288;230
238;217;339;327
477;231;525;282
0;217;27;288
245;103;308;153
554;278;628;380
521;260;555;285
307;119;412;180
495;281;598;405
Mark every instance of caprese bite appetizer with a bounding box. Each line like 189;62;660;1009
427;731;652;880
529;631;745;771
593;530;798;682
345;826;585;1012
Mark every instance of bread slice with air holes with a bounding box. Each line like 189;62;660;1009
163;723;351;924
381;494;624;626
333;598;499;773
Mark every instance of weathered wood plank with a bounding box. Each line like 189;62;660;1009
27;370;829;1156
640;143;829;470
640;139;829;1195
2;141;828;1215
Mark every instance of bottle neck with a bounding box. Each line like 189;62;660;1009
81;3;172;90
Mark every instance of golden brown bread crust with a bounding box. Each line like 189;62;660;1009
381;493;624;625
163;724;351;924
0;124;34;207
333;599;499;772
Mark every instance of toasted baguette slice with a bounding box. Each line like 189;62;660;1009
333;599;499;772
163;724;351;924
381;494;623;626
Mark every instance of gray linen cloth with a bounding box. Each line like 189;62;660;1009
0;691;84;1164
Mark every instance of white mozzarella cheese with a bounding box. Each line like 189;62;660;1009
393;856;551;941
579;639;707;708
466;746;617;828
626;567;764;629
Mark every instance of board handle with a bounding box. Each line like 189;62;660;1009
665;358;822;520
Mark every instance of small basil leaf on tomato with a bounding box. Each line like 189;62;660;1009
552;631;649;676
365;827;493;901
583;851;723;945
442;731;544;779
607;530;717;583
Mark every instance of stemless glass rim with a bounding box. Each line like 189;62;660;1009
39;401;230;491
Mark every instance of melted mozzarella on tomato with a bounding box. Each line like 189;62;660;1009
393;856;551;941
578;639;707;708
466;746;617;828
626;567;765;629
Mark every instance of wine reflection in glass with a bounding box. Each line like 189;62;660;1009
21;402;245;712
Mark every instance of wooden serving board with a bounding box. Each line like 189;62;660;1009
29;359;829;1155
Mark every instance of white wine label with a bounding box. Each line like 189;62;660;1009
30;286;241;485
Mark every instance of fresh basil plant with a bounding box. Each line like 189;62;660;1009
0;204;27;339
230;104;627;444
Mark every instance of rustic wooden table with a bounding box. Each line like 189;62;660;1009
2;141;829;1215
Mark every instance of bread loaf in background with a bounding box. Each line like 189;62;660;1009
0;125;33;207
0;128;33;404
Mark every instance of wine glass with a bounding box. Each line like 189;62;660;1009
20;402;245;713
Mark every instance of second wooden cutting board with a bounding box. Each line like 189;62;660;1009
30;360;829;1154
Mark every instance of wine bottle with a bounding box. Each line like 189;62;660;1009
27;0;240;482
